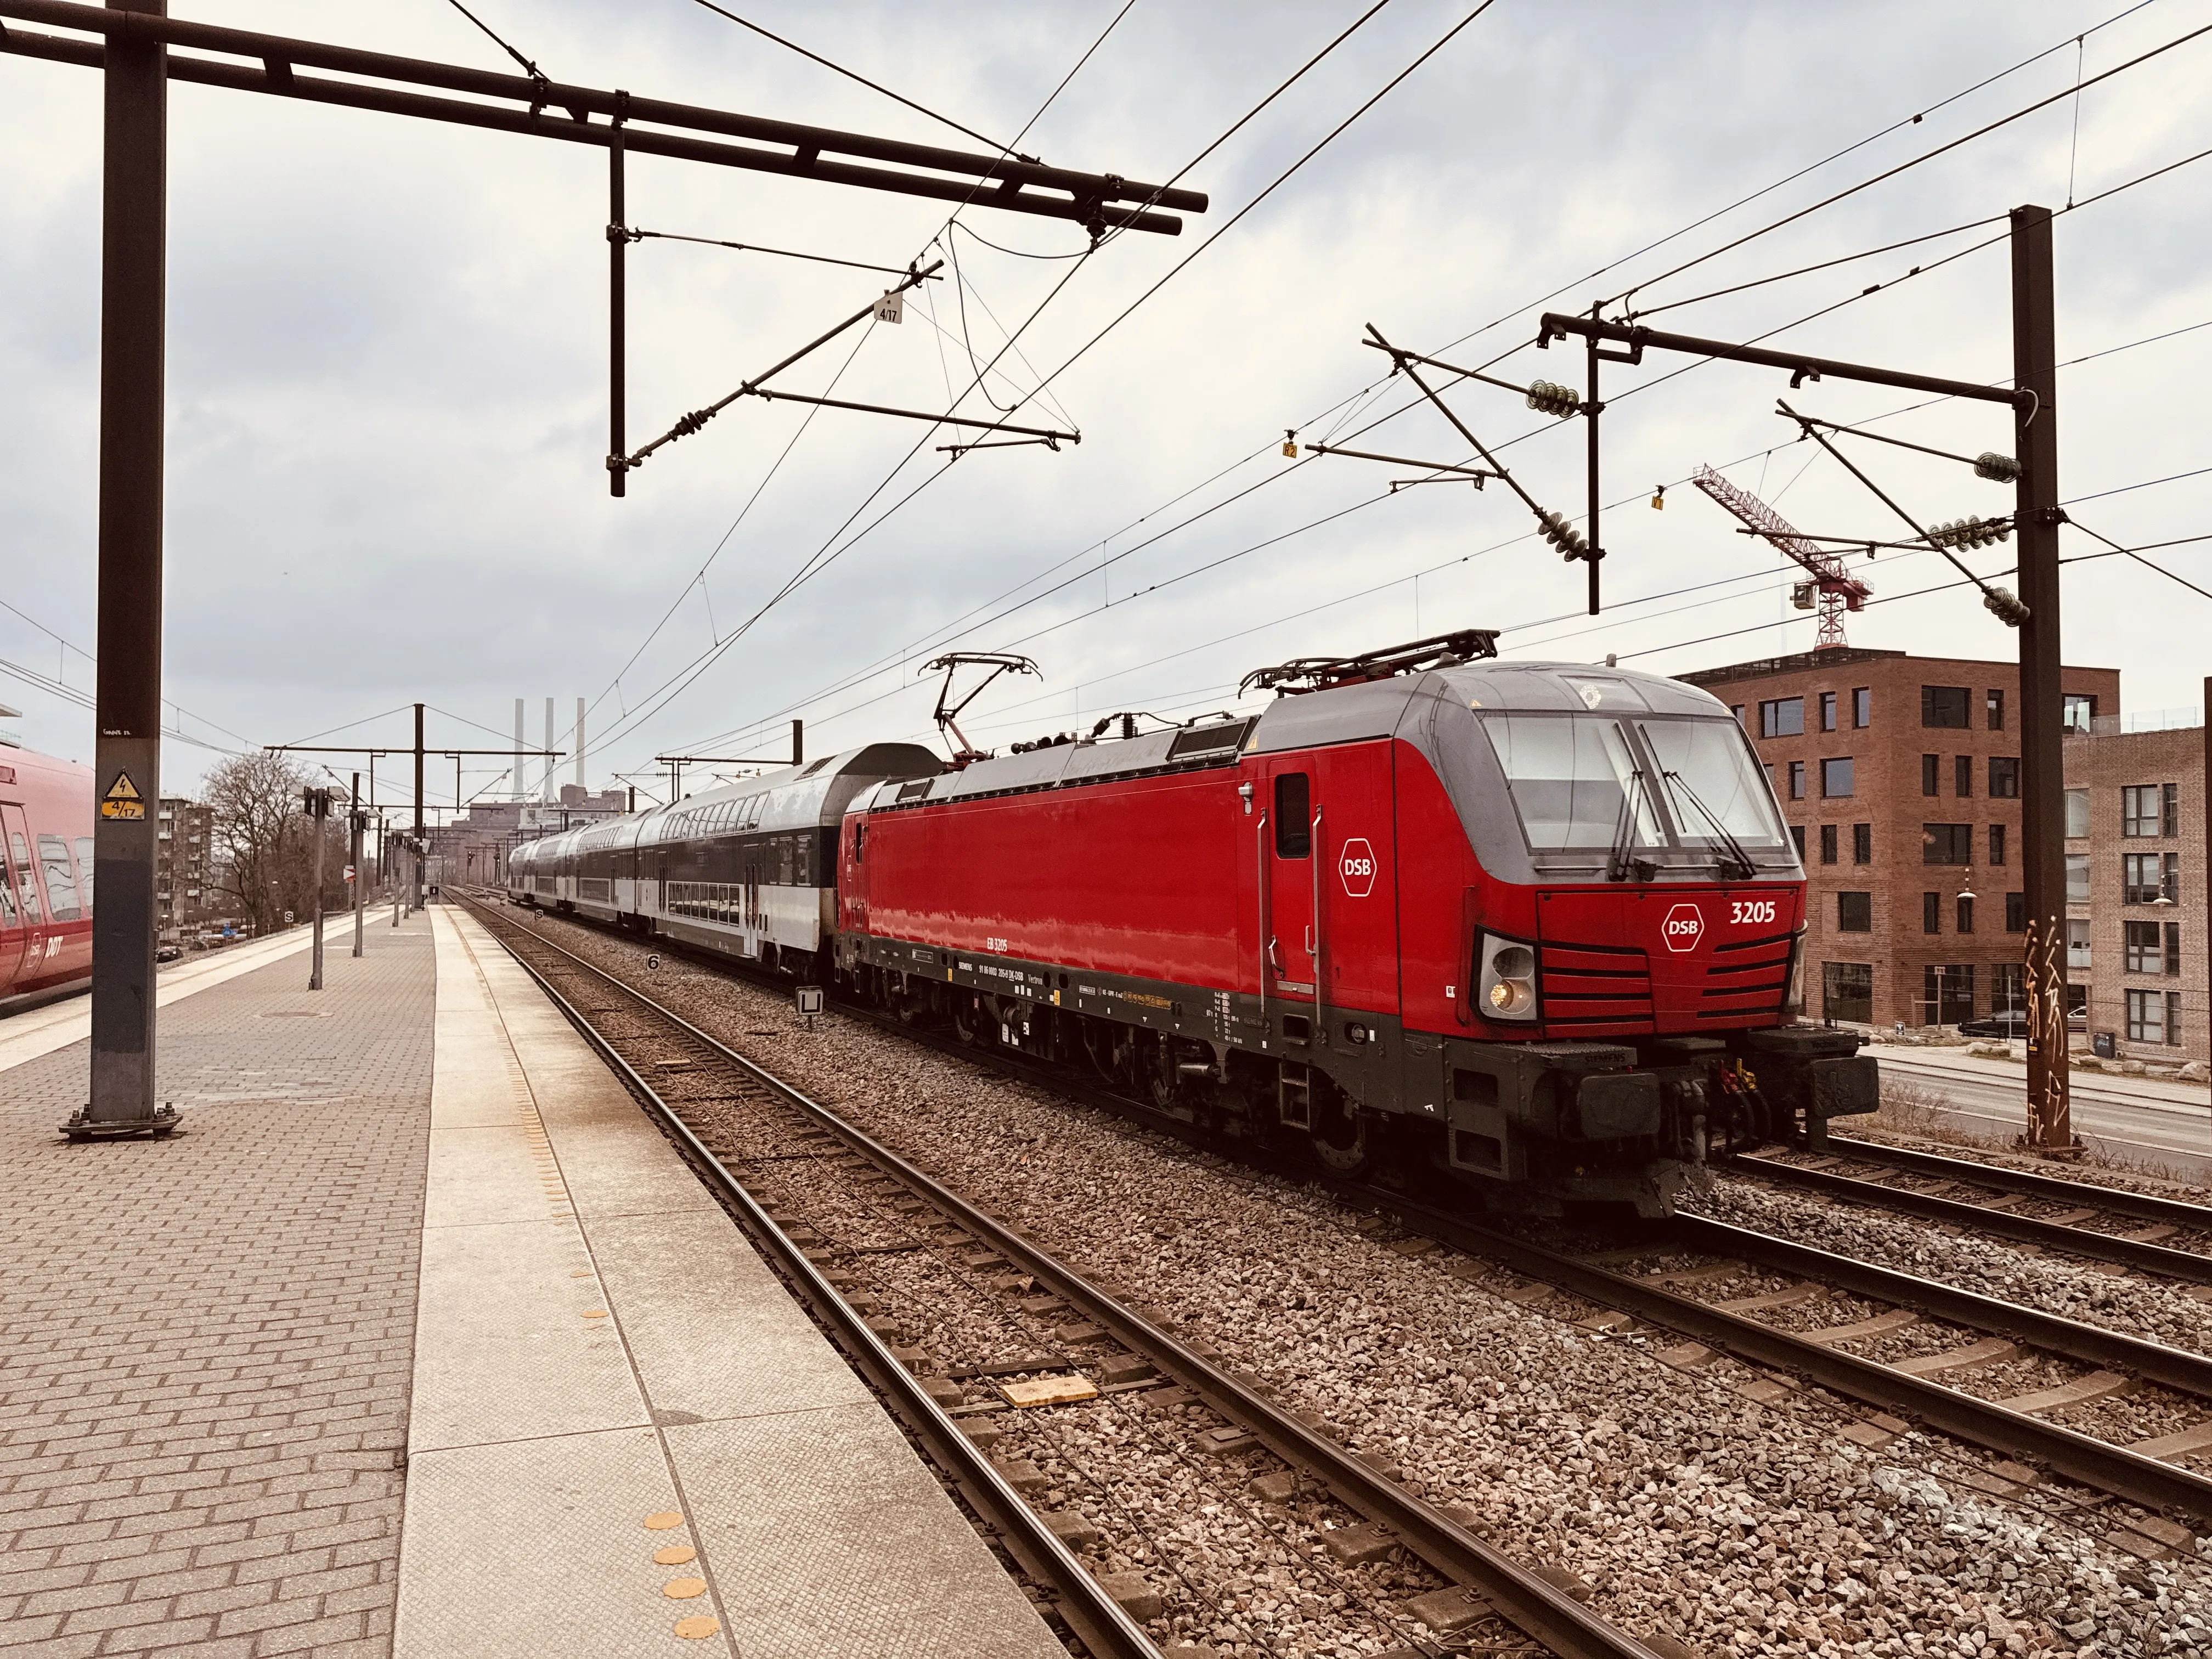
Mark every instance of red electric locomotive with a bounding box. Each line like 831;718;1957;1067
834;631;1875;1215
0;742;97;1012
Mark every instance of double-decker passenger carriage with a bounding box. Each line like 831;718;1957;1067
834;631;1876;1215
0;743;96;1011
510;744;940;981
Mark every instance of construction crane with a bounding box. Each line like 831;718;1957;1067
1692;464;1871;651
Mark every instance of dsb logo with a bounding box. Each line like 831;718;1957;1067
1661;902;1705;953
1339;838;1376;898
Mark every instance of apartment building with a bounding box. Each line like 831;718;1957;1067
1677;647;2120;1032
2064;719;2207;1064
155;797;216;939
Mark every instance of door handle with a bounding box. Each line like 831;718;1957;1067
1267;936;1281;972
1304;924;1314;958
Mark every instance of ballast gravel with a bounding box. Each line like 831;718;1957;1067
1695;1176;2212;1362
508;909;2212;1658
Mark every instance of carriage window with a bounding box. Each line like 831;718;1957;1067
8;831;41;923
75;838;94;910
1274;774;1311;857
38;835;82;921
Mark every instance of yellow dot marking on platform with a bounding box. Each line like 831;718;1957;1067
663;1577;708;1600
654;1545;697;1566
644;1511;684;1530
583;1310;609;1319
674;1616;721;1639
572;1271;594;1278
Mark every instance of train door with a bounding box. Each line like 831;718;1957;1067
0;805;30;992
1263;766;1318;1025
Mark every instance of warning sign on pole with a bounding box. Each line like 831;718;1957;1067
873;289;904;325
99;772;146;820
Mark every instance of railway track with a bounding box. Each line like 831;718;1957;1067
1730;1136;2212;1286
454;892;1665;1659
467;894;2211;1571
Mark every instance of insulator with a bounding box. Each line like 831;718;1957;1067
1982;584;2029;627
1974;452;2021;483
1526;380;1580;419
1539;509;1587;561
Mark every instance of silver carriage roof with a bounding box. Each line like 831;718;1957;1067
611;742;943;845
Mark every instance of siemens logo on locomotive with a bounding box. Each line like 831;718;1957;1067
507;644;1875;1216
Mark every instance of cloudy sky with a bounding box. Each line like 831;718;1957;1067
3;0;2208;814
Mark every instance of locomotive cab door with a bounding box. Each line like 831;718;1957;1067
1263;768;1318;1037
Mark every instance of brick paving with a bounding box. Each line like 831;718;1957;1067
0;913;436;1659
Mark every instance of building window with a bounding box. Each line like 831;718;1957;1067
1853;687;1871;727
2067;917;2091;969
1823;962;1874;1024
1923;891;1942;934
1992;963;2026;1014
1761;697;1805;738
2125;921;2165;973
2065;788;2091;838
1924;964;1974;1024
2067;854;2091;904
1787;760;1805;799
2123;851;2180;905
1922;754;1940;796
1989;823;2007;866
2165;782;2180;836
1956;894;1975;934
2005;891;2025;933
2126;988;2178;1045
1790;825;1807;862
1731;703;1746;727
1819;692;1838;732
1763;763;1777;795
2168;921;2184;975
1989;757;2019;798
1923;823;1973;865
2122;785;2167;837
1838;891;1872;932
1955;754;1974;798
1820;824;1838;865
1820;757;1853;798
2063;693;2097;732
1987;688;2005;730
1853;823;1872;865
1922;686;1971;728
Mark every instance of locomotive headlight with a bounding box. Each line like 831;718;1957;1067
1478;938;1538;1022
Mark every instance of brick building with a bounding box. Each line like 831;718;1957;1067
155;797;216;939
1678;647;2120;1032
2063;719;2207;1063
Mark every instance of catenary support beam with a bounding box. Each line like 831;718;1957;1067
0;3;1203;233
72;0;172;1139
411;702;425;912
2011;205;2070;1150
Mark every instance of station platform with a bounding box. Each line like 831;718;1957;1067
0;902;1060;1659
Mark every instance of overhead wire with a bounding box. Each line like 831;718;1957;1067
685;0;1029;159
595;0;1447;763
1605;14;2212;308
614;5;2194;772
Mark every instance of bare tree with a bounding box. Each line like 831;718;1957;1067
201;752;348;934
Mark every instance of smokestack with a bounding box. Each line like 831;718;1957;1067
576;697;586;790
543;698;554;803
514;699;524;804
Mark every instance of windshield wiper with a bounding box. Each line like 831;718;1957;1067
1608;769;1658;883
1661;770;1758;882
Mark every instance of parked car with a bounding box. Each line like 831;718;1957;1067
1957;1008;2085;1039
154;944;182;963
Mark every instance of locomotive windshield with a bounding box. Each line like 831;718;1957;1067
1479;713;1661;850
1635;718;1790;850
1480;712;1787;858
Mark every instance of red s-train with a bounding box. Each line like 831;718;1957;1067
511;631;1876;1215
0;743;97;1011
